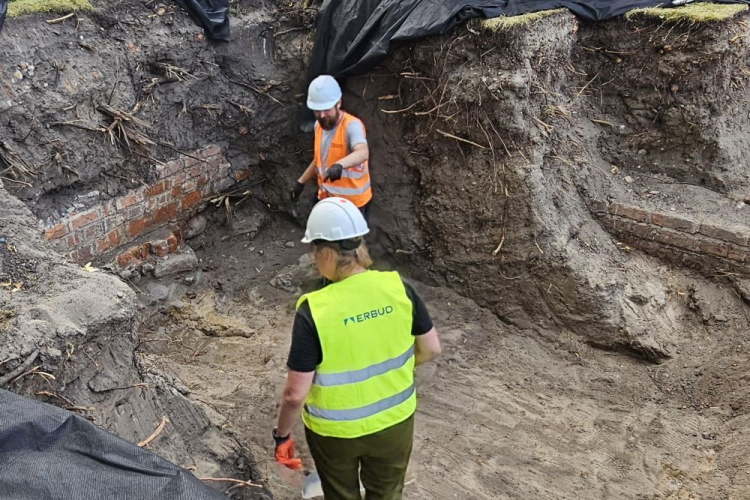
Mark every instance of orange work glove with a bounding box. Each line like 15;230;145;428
273;429;303;470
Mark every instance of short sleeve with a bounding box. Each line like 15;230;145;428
286;301;323;372
402;280;434;336
346;120;367;149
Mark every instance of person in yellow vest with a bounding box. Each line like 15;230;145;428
290;76;373;222
272;197;442;500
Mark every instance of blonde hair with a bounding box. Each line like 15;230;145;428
315;239;372;280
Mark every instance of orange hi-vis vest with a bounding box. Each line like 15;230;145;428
314;112;372;208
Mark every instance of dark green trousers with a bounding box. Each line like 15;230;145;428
305;415;414;500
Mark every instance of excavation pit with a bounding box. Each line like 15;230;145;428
2;2;750;499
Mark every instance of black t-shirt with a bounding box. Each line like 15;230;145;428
286;280;433;372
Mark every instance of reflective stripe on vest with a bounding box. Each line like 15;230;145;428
313;345;414;387
297;271;416;438
314;112;373;208
316;166;369;180
306;384;415;421
322;181;371;196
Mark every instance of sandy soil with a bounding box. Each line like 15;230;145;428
139;209;750;500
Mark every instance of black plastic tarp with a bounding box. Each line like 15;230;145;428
0;389;226;500
174;0;229;41
307;0;750;79
0;0;7;34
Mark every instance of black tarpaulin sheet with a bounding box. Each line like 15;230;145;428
174;0;229;41
0;0;7;34
307;0;750;79
0;389;225;500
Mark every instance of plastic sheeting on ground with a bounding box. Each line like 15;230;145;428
0;0;7;34
0;389;226;500
174;0;229;41
307;0;750;79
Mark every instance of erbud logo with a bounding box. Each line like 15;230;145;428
344;305;394;326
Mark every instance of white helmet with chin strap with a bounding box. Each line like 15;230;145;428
301;197;369;244
307;75;342;111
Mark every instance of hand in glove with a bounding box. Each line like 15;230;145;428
324;163;343;182
290;181;305;202
273;429;303;470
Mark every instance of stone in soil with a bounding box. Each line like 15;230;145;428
184;215;208;239
145;283;169;305
153;247;199;278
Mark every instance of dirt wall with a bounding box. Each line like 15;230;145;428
337;9;750;361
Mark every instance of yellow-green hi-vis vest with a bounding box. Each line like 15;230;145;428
296;270;417;438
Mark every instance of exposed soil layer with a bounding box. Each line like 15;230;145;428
0;0;313;223
2;2;750;500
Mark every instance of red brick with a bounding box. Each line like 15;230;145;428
76;245;94;263
200;145;222;159
151;203;179;225
158;158;184;178
181;191;202;210
70;210;100;230
148;194;168;211
107;229;122;254
189;165;203;178
172;172;188;185
45;223;69;240
66;233;81;248
171;227;182;244
123;205;145;221
167;233;179;253
197;174;209;187
608;203;649;223
103;215;124;232
134;243;151;259
184;156;202;169
695;238;728;258
116;194;140;210
117;251;134;268
171;185;183;197
83;223;104;240
651;213;699;233
653;229;696;250
102;201;116;217
698;223;749;246
622;221;655;239
127;217;151;238
235;169;252;181
726;244;747;263
601;217;619;232
152;239;169;257
146;179;171;197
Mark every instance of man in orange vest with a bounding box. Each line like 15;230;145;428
290;75;373;221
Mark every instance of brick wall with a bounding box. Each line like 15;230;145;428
43;145;250;264
594;201;750;276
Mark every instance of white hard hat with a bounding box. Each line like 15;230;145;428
301;197;369;243
307;75;342;111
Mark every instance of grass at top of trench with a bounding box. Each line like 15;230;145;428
479;9;567;31
7;0;93;18
626;2;749;23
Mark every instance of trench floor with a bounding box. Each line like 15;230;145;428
141;208;750;500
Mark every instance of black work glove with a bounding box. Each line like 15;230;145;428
324;163;343;182
290;181;305;202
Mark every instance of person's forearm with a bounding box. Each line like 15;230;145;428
415;350;438;367
276;398;305;437
298;161;317;184
337;147;369;169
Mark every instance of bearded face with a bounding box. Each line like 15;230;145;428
315;102;342;130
